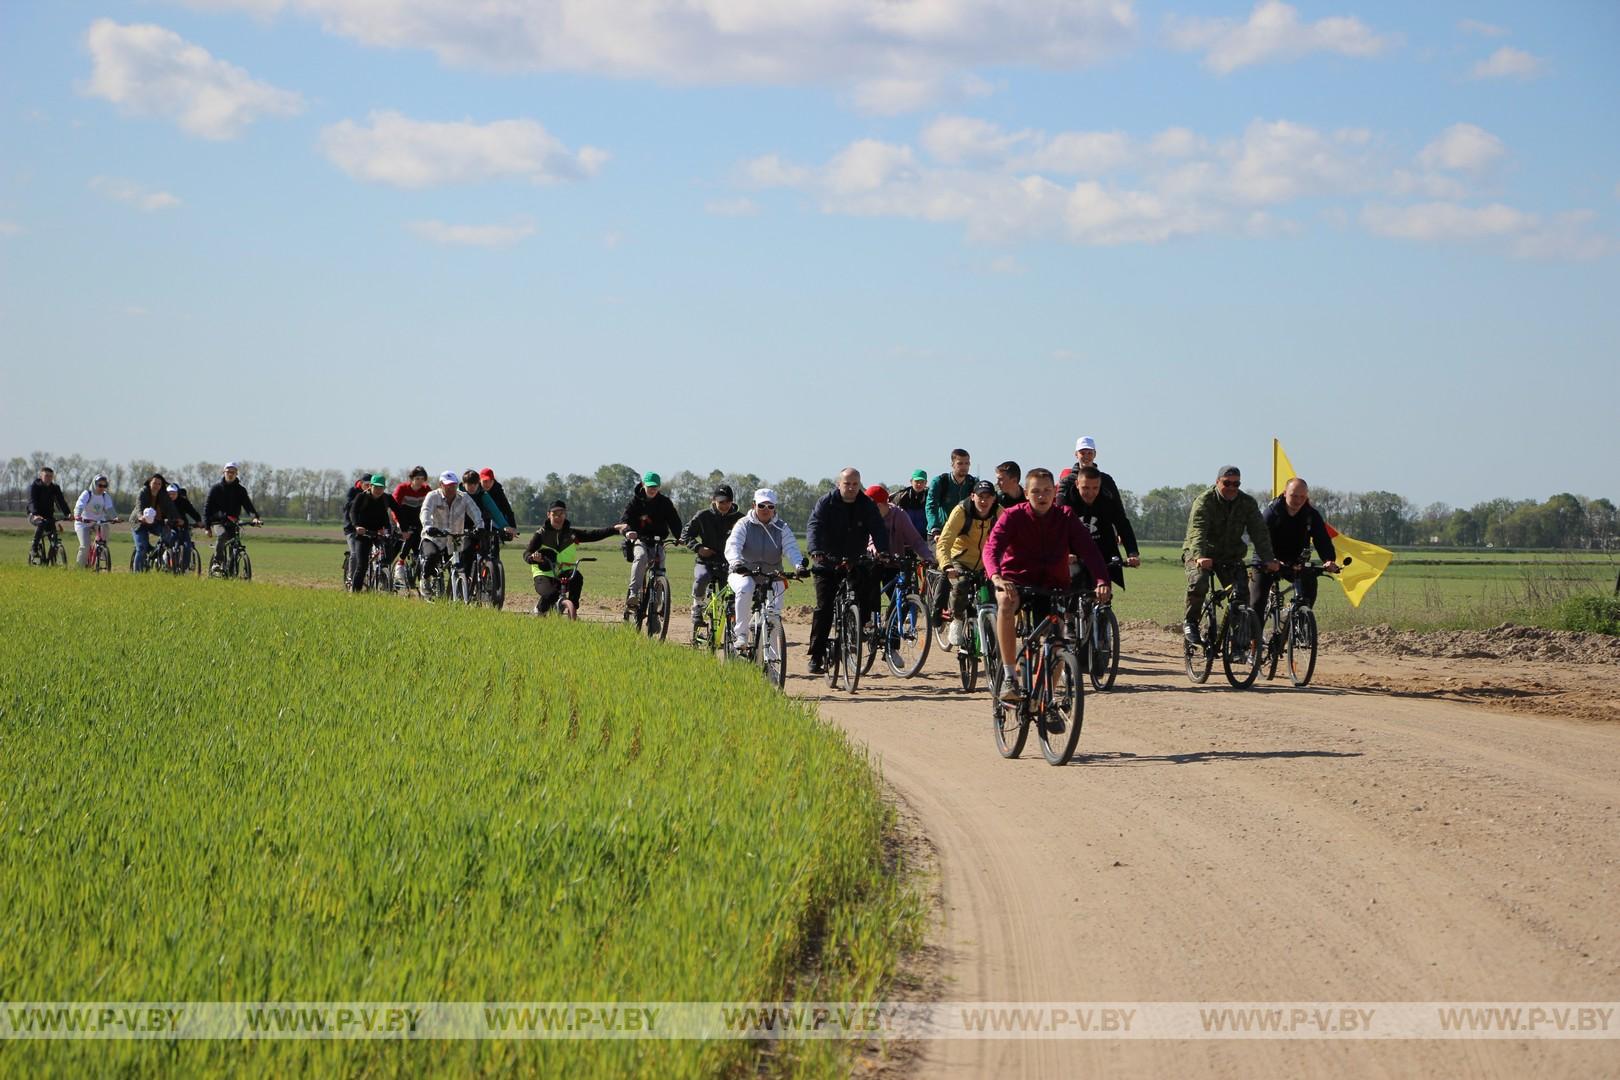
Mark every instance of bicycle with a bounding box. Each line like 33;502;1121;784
531;553;596;619
623;535;673;640
724;567;797;689
1259;557;1347;688
475;527;508;608
691;559;734;653
1184;560;1261;689
1069;557;1124;692
815;555;873;694
73;516;121;572
988;584;1085;766
940;566;992;692
419;529;468;602
27;520;69;567
393;530;423;594
925;564;954;653
861;555;931;678
207;518;259;580
131;522;187;574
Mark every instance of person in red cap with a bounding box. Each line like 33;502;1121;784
477;468;518;536
866;484;933;565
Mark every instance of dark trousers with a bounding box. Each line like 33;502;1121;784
533;572;584;614
1184;558;1246;626
348;533;397;590
808;564;880;660
1251;568;1318;625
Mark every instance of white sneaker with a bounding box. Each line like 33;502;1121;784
948;618;966;647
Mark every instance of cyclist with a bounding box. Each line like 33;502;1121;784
460;468;512;568
982;468;1112;704
935;479;1002;646
994;461;1026;507
391;466;432;582
892;469;930;537
1069;436;1123;505
477;468;519;536
1061;465;1140;588
419;470;482;593
204;462;262;572
133;473;177;571
347;475;401;592
1253;477;1338;627
1182;466;1279;645
924;449;976;538
27;466;70;556
682;484;744;641
805;468;890;675
867;485;934;565
168;483;203;571
723;488;804;653
615;472;682;623
72;475;120;567
525;500;618;615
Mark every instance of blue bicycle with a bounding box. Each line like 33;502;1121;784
861;554;933;678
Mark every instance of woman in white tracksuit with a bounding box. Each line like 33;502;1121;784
723;488;803;649
73;476;120;567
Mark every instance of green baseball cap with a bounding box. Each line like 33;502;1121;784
642;471;661;487
370;474;386;486
910;469;927;481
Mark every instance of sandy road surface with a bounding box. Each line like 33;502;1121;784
788;625;1620;1078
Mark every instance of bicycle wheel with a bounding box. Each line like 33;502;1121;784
1185;602;1216;684
757;613;788;689
341;550;351;587
859;611;880;675
239;549;253;581
48;540;67;567
28;539;44;567
95;544;111;573
1286;606;1318;687
1089;607;1120;692
1037;648;1084;766
188;544;202;576
883;592;931;678
927;574;954;654
644;577;671;640
491;558;506;608
957;629;979;693
837;601;862;693
990;666;1027;760
1264;604;1283;680
1222;607;1262;689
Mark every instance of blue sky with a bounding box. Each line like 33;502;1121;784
2;0;1616;507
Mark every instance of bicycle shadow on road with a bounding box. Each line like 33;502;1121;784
1074;748;1364;767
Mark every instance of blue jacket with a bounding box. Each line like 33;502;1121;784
807;491;889;559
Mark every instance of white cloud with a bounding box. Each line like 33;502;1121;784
82;19;304;139
406;218;535;247
1361;203;1610;261
987;255;1026;275
825;140;918;194
1015;131;1133;176
1470;46;1545;80
179;0;1136;111
89;176;182;211
1417;123;1505;173
704;197;759;217
1457;19;1507;38
1167;0;1399;74
0;220;20;236
320;111;607;188
920;116;1033;166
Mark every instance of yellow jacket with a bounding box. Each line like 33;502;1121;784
935;500;1000;570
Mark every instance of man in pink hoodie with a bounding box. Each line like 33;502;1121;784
981;467;1112;703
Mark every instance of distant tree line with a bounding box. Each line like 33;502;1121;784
5;451;1615;550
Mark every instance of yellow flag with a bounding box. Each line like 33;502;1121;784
1271;438;1393;608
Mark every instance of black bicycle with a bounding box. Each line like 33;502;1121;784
941;566;991;692
624;535;673;640
1260;557;1347;687
816;555;873;694
28;520;69;567
988;584;1084;766
1185;560;1261;688
1069;557;1123;691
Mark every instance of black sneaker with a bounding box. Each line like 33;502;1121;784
1183;622;1201;647
807;655;827;675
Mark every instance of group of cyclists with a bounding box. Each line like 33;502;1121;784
25;463;262;574
25;437;1341;703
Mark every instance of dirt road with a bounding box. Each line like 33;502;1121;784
797;626;1620;1078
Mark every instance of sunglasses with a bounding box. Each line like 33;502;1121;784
756;503;776;510
1219;479;1242;488
95;483;108;489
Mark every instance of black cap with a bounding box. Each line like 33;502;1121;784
713;484;734;501
549;500;567;510
972;480;996;495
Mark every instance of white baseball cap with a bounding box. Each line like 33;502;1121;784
224;461;240;471
166;484;179;494
1075;436;1097;452
439;470;460;485
754;488;779;506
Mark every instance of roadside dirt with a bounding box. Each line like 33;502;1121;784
792;623;1620;1078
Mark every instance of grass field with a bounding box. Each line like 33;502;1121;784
6;527;1614;632
0;567;923;1077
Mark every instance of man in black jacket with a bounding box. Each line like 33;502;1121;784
681;484;743;639
805;468;890;674
1252;478;1338;624
1061;466;1140;587
204;462;261;571
616;471;683;620
27;467;70;552
347;475;401;591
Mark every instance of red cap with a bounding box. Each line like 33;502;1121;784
478;468;495;481
865;484;889;504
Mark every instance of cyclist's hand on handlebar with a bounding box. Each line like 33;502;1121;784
1323;560;1340;574
1094;583;1113;603
624;530;638;542
1196;557;1214;571
1126;554;1141;568
1263;560;1281;573
730;563;748;575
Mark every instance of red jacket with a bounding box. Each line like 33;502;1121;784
982;503;1108;591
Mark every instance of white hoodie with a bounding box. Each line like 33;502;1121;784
724;510;803;573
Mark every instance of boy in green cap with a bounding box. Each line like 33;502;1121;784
892;468;930;538
615;471;683;621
